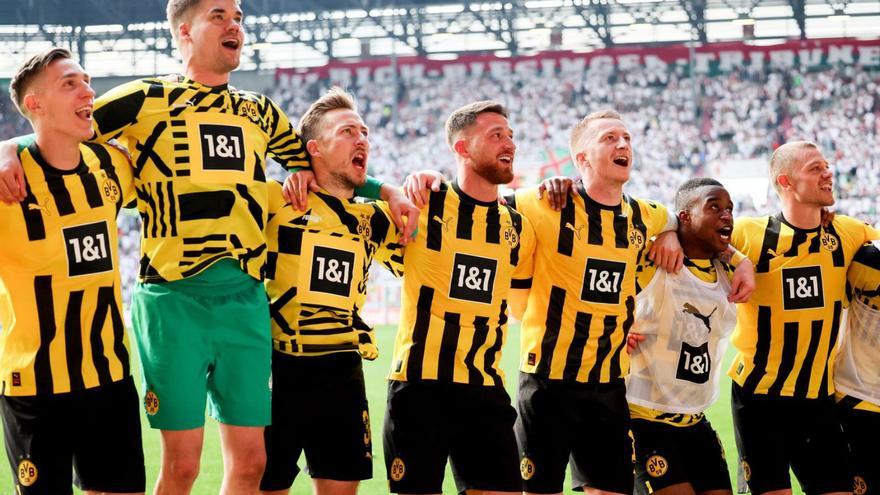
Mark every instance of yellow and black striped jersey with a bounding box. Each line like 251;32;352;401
511;183;673;384
0;141;135;396
91;75;309;282
389;181;535;386
728;213;879;399
265;180;403;357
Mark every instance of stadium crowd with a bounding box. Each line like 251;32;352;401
270;63;880;220
2;62;878;306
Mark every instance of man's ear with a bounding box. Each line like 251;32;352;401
22;93;40;116
777;174;790;190
575;151;589;170
178;22;191;42
678;210;690;225
306;139;321;158
453;139;469;159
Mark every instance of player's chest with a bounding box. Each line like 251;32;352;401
133;108;270;181
16;176;119;277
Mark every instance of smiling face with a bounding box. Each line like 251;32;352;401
778;146;835;208
26;57;96;142
310;108;369;192
679;185;735;259
576;117;633;187
458;111;516;185
178;0;245;78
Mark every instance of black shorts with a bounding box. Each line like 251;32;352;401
383;380;520;494
731;383;850;495
0;376;145;494
515;372;634;494
260;351;372;491
632;418;731;495
837;399;880;495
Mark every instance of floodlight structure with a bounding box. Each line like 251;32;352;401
0;0;875;75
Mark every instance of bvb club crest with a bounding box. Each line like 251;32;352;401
503;223;520;249
820;232;839;252
390;458;405;481
629;228;645;249
144;390;160;416
239;100;261;123
520;457;536;480
18;459;37;487
646;455;668;478
101;177;120;203
742;461;752;482
357;214;372;239
853;476;867;495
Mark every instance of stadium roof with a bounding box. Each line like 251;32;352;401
1;0;487;25
0;0;877;77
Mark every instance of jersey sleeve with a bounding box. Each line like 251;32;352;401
641;199;674;238
264;96;310;170
92;79;150;141
864;223;880;242
512;187;539;218
267;180;287;217
372;202;405;278
730;217;757;262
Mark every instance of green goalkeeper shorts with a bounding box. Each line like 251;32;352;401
131;258;271;430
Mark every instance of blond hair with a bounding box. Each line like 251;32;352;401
569;109;623;161
769;141;818;192
297;87;358;143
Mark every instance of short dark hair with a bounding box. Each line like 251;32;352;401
674;177;725;211
9;47;72;117
444;100;509;147
297;87;358;143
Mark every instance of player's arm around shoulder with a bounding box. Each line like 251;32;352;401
643;199;684;272
265;179;310;255
369;200;405;278
511;185;545;216
262;94;310;170
91;78;155;140
266;179;291;217
834;214;880;252
0;135;39;204
639;198;674;237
